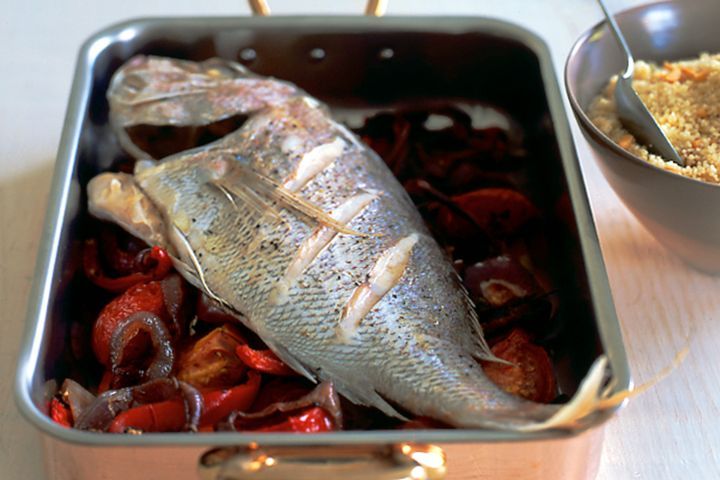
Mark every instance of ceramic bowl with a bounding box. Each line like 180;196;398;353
566;0;720;273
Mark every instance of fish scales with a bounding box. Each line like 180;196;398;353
88;55;616;430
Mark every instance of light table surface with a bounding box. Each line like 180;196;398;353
1;1;718;478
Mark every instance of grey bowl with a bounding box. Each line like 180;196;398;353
565;0;720;274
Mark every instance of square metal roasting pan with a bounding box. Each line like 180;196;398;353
15;14;631;480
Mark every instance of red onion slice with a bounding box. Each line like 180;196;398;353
109;311;174;382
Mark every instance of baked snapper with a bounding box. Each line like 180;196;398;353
88;56;611;430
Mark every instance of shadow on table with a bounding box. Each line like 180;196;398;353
0;160;56;480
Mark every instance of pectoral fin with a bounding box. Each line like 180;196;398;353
87;172;170;251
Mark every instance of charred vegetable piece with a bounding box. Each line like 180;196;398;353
177;325;248;389
482;329;556;403
235;344;297;376
84;239;172;292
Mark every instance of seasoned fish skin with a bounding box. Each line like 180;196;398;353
93;56;564;428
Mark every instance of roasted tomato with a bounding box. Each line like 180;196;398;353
177;325;248;389
437;188;537;239
482;329;556;403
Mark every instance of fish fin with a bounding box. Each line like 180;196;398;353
87;172;170;249
223;159;371;237
114;89;211;108
260;340;318;383
516;356;611;432
167;229;252;326
209;178;285;223
523;339;689;432
314;367;408;421
169;225;229;308
108;55;298;128
462;290;509;364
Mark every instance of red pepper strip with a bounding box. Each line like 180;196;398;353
253;407;334;433
108;399;186;433
83;239;173;293
107;372;261;433
235;345;297;376
98;371;113;394
198;371;261;427
49;398;72;428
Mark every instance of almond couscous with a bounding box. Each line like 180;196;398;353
588;53;720;184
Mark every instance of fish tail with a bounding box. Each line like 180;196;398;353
453;356;623;431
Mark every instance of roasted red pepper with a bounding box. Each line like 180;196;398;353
236;344;296;376
199;372;262;427
108;399;186;433
84;239;172;293
92;281;167;366
252;406;335;433
108;372;261;433
49;398;72;428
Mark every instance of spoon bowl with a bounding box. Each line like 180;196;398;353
596;0;684;166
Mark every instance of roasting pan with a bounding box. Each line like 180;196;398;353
15;8;631;480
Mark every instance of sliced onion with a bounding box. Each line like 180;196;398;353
179;381;203;431
60;379;96;422
109;311;174;382
225;381;342;430
74;377;204;432
74;388;134;431
161;273;185;337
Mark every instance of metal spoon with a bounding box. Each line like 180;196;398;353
597;0;685;166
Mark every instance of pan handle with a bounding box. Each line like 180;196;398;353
248;0;388;16
198;443;446;480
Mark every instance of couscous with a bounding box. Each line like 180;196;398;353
588;53;720;184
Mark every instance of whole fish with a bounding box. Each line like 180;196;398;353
88;56;610;430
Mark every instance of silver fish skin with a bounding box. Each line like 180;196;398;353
91;56;561;429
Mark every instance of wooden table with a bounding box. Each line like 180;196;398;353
2;1;718;478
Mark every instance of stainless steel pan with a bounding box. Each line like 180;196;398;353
15;6;630;479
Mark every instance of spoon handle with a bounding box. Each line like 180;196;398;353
597;0;635;78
